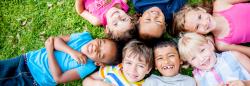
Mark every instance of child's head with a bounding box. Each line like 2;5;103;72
105;7;135;41
154;40;182;77
82;39;122;66
172;5;216;35
178;32;217;70
138;7;166;40
122;40;153;82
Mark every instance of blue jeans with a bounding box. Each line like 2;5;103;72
0;55;38;86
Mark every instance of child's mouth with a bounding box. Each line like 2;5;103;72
162;65;174;70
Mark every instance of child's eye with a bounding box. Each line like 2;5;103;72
168;54;175;57
198;15;201;20
191;57;196;61
146;18;151;21
125;62;132;65
113;22;118;26
138;65;145;68
156;57;163;60
201;49;205;52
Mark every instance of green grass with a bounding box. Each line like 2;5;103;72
0;0;201;85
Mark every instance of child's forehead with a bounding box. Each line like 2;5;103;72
124;54;147;62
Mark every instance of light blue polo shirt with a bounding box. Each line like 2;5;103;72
26;32;97;86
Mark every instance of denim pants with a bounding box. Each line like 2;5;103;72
0;55;38;86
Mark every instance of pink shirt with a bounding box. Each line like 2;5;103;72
84;0;129;26
216;3;250;44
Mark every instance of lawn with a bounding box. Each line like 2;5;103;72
0;0;203;85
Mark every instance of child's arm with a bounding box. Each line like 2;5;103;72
231;51;250;73
215;41;250;58
54;35;87;64
122;0;127;3
82;71;114;86
45;37;81;83
214;0;249;12
75;0;101;26
218;0;250;4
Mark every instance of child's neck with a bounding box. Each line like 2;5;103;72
211;15;229;38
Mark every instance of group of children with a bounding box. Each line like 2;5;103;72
1;0;250;86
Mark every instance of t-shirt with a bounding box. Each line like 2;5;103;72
26;32;97;86
132;0;186;23
143;74;196;86
193;51;250;86
99;64;144;86
85;0;129;26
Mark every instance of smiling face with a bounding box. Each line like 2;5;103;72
154;46;181;77
184;9;216;34
187;43;217;70
105;7;133;38
139;7;166;39
81;39;117;64
122;55;151;82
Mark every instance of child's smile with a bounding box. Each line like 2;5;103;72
154;46;181;77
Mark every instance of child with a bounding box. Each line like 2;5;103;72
178;32;250;86
75;0;135;41
132;0;186;40
173;1;250;57
82;40;153;86
0;31;122;86
143;40;196;86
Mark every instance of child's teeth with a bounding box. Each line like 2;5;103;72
163;66;174;70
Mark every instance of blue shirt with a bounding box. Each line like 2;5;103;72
26;32;97;86
132;0;186;23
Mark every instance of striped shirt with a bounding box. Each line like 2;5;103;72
193;51;250;86
99;64;144;86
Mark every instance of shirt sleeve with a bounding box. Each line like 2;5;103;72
69;31;92;41
76;59;97;79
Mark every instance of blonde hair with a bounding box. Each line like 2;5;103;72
178;32;208;61
172;5;207;36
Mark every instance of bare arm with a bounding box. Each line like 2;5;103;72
122;0;127;3
215;41;250;58
82;71;114;86
75;0;101;26
214;0;249;12
231;51;250;73
45;37;81;84
54;35;87;63
218;0;250;4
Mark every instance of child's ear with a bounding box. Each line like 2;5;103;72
207;39;215;51
197;7;207;13
95;62;105;67
104;26;110;34
146;67;152;74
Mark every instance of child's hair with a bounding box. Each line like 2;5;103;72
172;1;213;36
106;14;138;41
122;40;154;68
154;40;178;52
105;39;124;65
178;32;208;61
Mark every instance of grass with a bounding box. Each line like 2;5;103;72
0;0;201;85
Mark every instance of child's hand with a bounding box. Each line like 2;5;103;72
70;50;87;64
226;80;245;86
45;37;54;53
